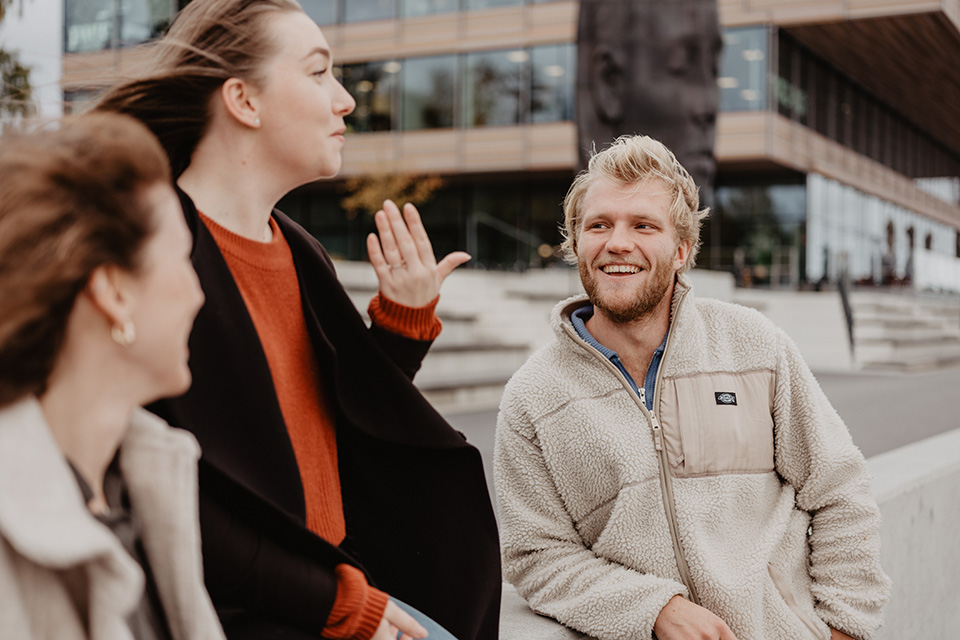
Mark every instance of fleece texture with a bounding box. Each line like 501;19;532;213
494;276;890;640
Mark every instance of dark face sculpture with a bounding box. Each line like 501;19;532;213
577;0;722;204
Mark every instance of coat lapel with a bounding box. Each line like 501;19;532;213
120;410;223;640
160;191;306;521
0;398;143;638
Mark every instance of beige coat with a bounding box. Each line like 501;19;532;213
495;277;890;640
0;397;225;640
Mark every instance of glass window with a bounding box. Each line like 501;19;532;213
402;55;457;130
704;181;806;284
468;185;526;270
119;0;174;46
718;26;767;112
342;61;399;132
300;0;338;25
531;44;575;123
344;0;396;22
413;188;466;260
402;0;458;17
775;35;807;124
63;88;103;115
66;0;175;52
465;0;521;8
464;49;527;127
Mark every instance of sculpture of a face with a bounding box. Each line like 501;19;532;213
577;0;722;204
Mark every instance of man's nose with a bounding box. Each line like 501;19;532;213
605;225;633;252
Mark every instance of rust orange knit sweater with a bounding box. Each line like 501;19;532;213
201;212;440;640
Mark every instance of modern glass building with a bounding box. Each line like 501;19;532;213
60;0;960;287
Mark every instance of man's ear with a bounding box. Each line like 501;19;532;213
674;238;693;272
85;265;134;330
590;45;624;124
219;77;261;129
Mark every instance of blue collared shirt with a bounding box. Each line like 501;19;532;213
571;305;668;410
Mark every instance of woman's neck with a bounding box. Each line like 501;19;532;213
177;129;290;242
40;360;133;514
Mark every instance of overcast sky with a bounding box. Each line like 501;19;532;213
0;0;64;118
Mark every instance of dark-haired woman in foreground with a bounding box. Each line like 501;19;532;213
0;113;223;639
95;1;501;639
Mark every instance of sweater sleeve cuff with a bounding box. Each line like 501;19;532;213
324;564;390;640
368;293;442;342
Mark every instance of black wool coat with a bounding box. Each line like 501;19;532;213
148;191;501;640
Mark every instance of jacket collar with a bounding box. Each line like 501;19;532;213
0;396;143;610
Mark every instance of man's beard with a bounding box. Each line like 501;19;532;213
579;257;675;325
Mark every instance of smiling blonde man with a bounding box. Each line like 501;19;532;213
494;135;890;640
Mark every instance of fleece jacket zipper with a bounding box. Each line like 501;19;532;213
562;300;698;604
649;286;700;604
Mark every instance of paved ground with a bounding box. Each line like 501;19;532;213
443;365;960;506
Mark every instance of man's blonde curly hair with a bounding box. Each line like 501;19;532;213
560;135;709;273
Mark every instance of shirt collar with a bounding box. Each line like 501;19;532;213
571;305;668;360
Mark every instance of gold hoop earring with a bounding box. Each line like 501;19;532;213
111;321;136;347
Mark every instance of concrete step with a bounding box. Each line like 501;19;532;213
850;289;960;371
856;320;960;342
415;341;530;391
856;336;960;370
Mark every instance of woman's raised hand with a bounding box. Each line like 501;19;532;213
367;200;470;308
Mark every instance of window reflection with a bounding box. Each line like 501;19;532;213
531;44;575;123
701;182;807;286
300;0;337;25
402;0;458;17
65;0;176;53
342;61;398;132
465;0;522;8
402;55;457;130
345;0;395;23
718;26;767;112
464;50;526;127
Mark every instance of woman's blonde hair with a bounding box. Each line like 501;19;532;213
561;134;709;273
95;0;303;177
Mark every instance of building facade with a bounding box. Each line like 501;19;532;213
60;0;960;288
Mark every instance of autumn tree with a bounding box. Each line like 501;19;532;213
341;172;443;219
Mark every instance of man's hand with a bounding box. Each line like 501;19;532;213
367;200;470;308
653;595;739;640
371;600;429;640
830;628;856;640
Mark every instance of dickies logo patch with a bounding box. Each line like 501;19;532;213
715;392;737;406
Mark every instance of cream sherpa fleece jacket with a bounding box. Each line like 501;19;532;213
495;276;890;640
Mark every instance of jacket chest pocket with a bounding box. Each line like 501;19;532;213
658;370;775;477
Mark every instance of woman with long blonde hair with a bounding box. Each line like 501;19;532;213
96;2;500;639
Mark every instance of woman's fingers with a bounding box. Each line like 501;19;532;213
367;232;390;274
383;200;423;268
401;203;437;266
374;203;403;267
383;600;428;639
368;200;469;306
436;251;471;282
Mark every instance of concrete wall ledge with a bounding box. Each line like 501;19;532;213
499;427;960;639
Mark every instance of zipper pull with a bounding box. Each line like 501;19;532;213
649;413;663;451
